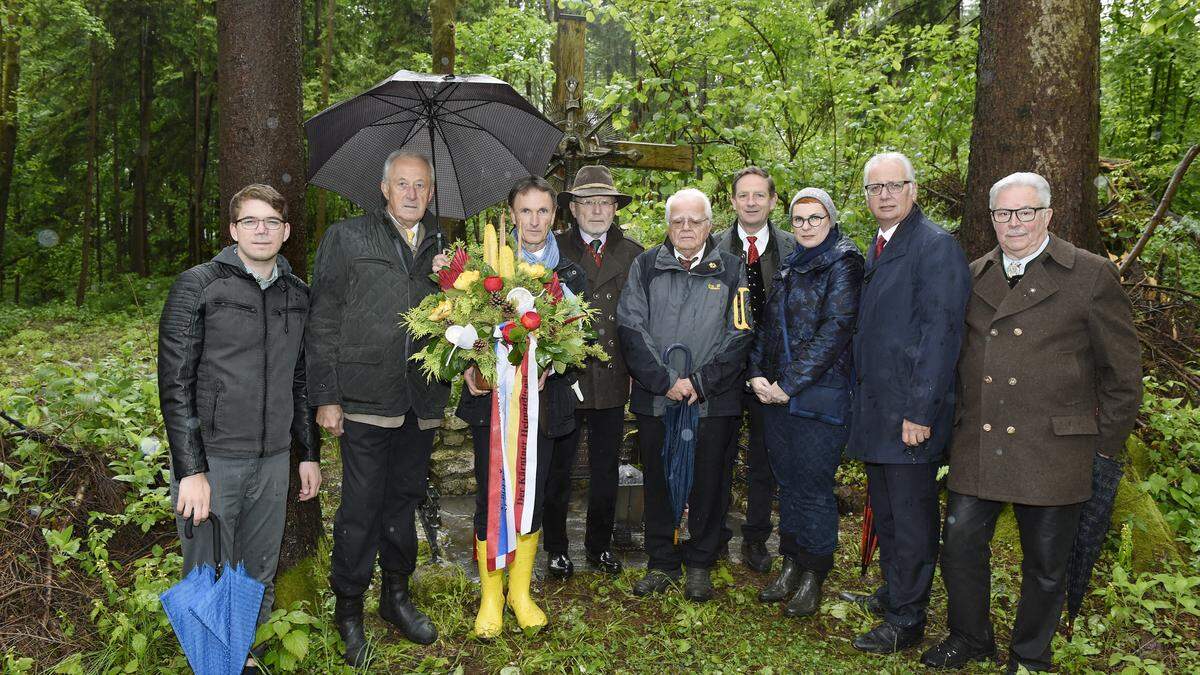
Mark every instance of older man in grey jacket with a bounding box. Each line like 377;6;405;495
618;188;754;602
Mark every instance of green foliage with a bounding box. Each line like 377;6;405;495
1137;377;1200;554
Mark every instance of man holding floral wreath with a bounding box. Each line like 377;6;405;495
454;175;588;638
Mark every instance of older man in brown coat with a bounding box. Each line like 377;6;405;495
921;172;1142;673
543;165;643;578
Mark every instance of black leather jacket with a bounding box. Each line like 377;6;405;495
157;246;318;480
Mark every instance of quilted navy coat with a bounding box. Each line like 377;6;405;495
748;232;864;414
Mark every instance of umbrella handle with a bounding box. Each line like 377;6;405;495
662;343;692;376
184;512;224;578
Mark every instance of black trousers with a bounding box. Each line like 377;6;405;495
470;422;554;541
864;462;940;628
941;491;1083;672
543;406;625;555
639;414;738;572
330;416;434;597
722;393;774;547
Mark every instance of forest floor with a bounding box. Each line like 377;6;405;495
0;297;1194;674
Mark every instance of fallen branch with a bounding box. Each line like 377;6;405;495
1120;143;1200;277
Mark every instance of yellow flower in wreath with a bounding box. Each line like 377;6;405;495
429;298;454;321
453;270;481;291
517;262;547;279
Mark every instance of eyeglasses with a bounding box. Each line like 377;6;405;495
574;198;616;208
864;181;912;197
235;217;285;230
990;207;1049;223
668;217;710;230
791;214;828;229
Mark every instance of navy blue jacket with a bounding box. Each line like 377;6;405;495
847;204;970;464
748;232;863;412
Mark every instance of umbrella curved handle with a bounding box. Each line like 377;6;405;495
662;343;692;376
184;512;223;577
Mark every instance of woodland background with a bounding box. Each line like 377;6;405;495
0;0;1198;672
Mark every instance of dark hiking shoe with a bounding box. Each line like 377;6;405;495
378;571;438;645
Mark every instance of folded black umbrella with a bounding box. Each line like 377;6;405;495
1065;453;1124;633
305;70;563;221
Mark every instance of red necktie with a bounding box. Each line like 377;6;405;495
678;256;696;270
746;236;759;265
589;239;604;267
874;234;886;260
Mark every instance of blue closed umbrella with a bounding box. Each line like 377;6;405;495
160;513;265;675
661;344;699;544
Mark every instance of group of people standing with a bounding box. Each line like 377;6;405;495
158;147;1141;674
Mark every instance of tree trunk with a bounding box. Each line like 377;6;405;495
0;4;20;295
131;15;153;277
314;0;333;244
430;0;461;242
217;0;318;577
110;95;123;273
76;36;99;306
961;0;1103;261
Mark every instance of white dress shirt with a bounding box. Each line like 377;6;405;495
737;223;769;260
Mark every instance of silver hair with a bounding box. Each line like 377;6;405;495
380;150;434;184
989;172;1052;209
665;188;713;223
862;152;916;186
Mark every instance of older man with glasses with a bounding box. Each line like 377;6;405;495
617;188;753;602
843;152;971;654
548;166;644;579
921;172;1141;673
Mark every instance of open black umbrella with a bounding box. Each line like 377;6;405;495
1065;454;1124;634
305;70;563;221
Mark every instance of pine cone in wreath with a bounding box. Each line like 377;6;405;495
473;339;487;352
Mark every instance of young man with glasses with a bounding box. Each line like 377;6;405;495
715;167;796;574
158;184;320;674
844;152;971;655
548;165;644;580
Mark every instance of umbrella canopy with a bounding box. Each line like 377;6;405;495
160;514;265;675
1065;454;1124;633
305;70;564;220
660;344;698;541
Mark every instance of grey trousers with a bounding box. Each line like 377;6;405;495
171;451;290;627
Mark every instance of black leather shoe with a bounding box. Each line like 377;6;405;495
758;557;801;602
920;634;995;669
683;567;713;602
547;553;575;579
838;589;886;617
852;621;925;654
378;571;438;645
741;540;773;573
334;594;370;667
632;570;679;596
783;570;824;617
586;550;622;575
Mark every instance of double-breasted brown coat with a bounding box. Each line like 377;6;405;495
558;224;644;410
948;234;1142;506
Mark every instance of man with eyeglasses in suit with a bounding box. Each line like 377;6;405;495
843;152;971;655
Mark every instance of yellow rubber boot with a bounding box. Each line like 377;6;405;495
506;531;548;631
474;538;505;638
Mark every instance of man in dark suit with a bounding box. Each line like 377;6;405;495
921;172;1141;673
549;165;644;579
844;152;971;653
715;167;796;573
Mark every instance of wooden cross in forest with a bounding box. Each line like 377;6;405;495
547;13;694;189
